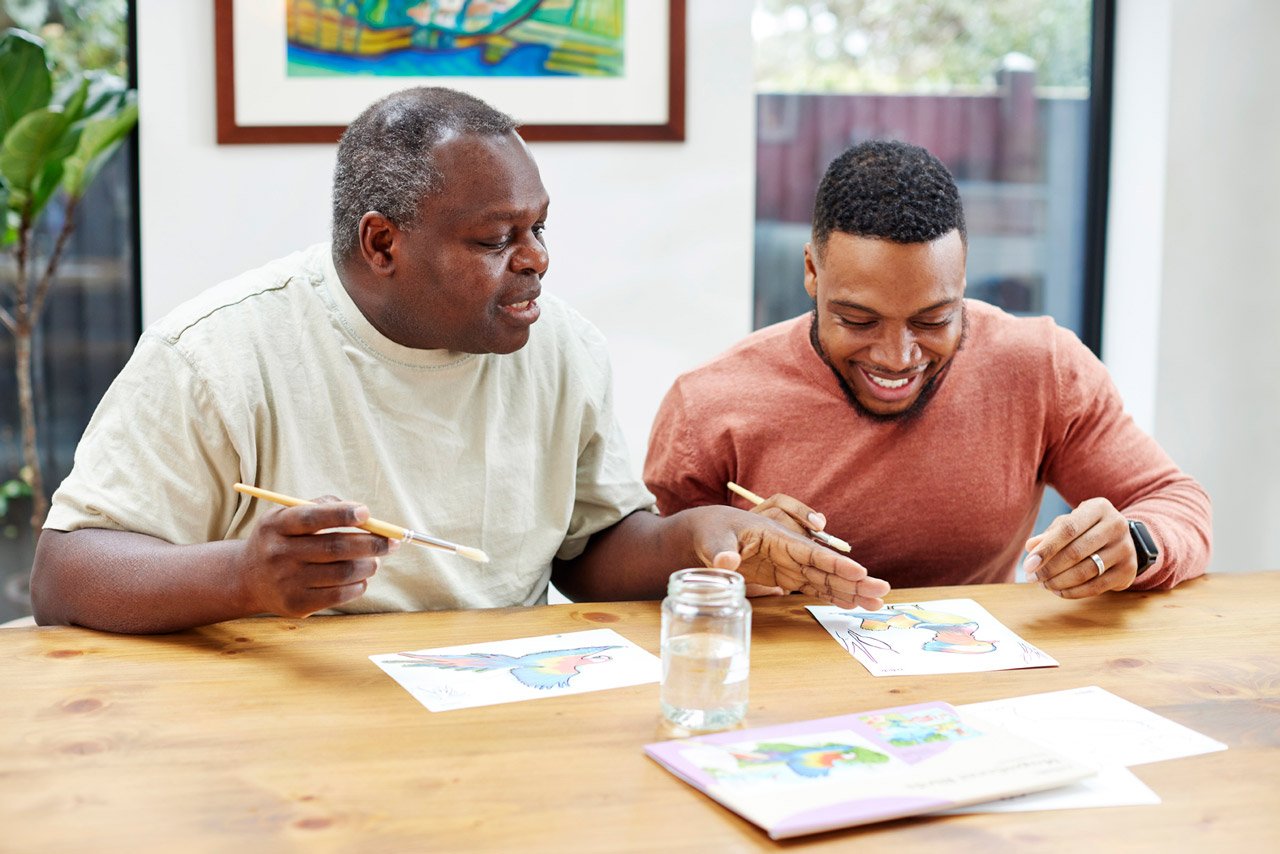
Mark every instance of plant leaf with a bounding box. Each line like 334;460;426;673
62;94;136;199
75;70;129;121
0;28;52;142
0;105;79;201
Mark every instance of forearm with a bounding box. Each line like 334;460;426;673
31;529;255;633
551;509;709;603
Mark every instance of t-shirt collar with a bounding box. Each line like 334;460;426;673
314;244;475;369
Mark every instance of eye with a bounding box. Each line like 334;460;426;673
477;237;510;250
532;223;546;239
912;316;954;330
834;316;876;329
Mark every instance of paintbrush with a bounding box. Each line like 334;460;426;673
726;481;852;553
233;483;490;563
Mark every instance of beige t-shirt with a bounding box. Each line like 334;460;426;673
46;244;655;611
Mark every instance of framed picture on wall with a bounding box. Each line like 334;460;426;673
214;0;686;144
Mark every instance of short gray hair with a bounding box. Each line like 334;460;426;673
331;87;517;260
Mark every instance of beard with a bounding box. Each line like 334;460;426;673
808;305;968;424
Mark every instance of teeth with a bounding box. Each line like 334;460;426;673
869;375;910;389
508;300;531;310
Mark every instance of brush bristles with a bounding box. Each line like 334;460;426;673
455;545;490;564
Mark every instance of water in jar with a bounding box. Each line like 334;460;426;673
661;630;749;731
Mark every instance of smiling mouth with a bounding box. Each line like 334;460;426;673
856;366;928;402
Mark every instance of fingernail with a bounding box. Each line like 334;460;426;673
353;506;369;523
387;539;401;552
808;512;826;530
1023;552;1041;580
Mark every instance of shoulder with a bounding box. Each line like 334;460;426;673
519;292;613;389
963;299;1098;372
144;245;326;350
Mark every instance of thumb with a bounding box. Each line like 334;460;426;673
710;550;741;571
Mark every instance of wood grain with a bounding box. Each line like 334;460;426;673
2;573;1278;851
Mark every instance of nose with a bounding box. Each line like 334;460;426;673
511;232;549;277
870;324;922;371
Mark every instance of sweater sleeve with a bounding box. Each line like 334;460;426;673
643;377;730;516
1040;327;1212;590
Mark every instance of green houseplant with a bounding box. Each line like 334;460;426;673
0;25;137;550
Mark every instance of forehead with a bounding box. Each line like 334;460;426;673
816;230;966;312
422;131;549;222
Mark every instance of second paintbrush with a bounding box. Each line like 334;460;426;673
233;483;490;564
726;481;852;553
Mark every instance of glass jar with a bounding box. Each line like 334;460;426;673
660;568;751;731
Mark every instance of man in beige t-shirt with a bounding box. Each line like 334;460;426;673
31;87;889;633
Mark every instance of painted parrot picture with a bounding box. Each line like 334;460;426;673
727;742;890;778
390;645;620;690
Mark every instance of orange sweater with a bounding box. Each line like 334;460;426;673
644;301;1211;591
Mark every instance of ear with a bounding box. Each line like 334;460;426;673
803;242;819;301
357;212;398;277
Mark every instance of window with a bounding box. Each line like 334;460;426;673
752;0;1110;544
0;0;138;619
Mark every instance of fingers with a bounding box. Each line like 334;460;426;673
269;501;371;536
1024;498;1136;599
752;493;826;534
276;579;371;619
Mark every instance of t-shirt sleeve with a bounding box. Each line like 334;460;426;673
1040;327;1212;590
554;336;656;563
45;334;243;544
643;377;730;516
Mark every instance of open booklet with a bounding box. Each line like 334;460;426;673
644;701;1094;840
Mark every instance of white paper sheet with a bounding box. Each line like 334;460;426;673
945;685;1227;813
958;685;1228;767
807;599;1058;676
370;628;660;712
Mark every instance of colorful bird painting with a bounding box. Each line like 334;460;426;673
728;742;890;778
391;645;620;690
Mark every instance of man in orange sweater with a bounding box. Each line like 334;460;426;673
645;140;1210;599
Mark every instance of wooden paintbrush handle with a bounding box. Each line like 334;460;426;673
233;483;407;540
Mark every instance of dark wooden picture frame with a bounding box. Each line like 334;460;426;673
214;0;686;144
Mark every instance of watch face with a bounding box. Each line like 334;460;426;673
1129;520;1158;569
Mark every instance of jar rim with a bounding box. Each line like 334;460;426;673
667;567;746;600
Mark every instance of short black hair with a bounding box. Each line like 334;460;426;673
331;87;518;260
811;139;965;253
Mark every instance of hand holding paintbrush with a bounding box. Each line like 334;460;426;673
726;481;852;553
234;484;489;563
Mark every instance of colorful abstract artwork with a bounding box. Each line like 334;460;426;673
808;598;1059;677
370;627;660;711
285;0;625;78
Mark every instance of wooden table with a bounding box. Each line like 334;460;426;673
2;573;1278;851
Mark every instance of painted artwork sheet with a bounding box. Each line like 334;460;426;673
370;627;659;711
645;701;1093;839
807;599;1058;677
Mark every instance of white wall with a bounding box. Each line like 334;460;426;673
1106;0;1280;573
137;0;755;469
1155;0;1280;572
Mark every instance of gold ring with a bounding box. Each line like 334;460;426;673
1089;553;1105;577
